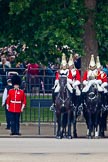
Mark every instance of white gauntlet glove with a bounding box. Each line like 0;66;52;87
101;82;108;88
67;78;73;84
83;80;88;86
73;80;80;88
95;79;102;85
52;80;59;89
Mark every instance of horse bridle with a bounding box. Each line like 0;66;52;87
58;80;69;107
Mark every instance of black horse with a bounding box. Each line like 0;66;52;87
83;83;101;138
54;76;72;139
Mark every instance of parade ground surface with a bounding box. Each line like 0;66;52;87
0;123;108;161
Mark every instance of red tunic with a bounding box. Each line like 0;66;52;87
97;70;107;83
82;70;107;83
55;71;60;80
6;89;26;113
67;69;81;81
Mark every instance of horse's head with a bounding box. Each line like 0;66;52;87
59;76;67;92
55;76;70;111
85;83;100;113
87;83;98;101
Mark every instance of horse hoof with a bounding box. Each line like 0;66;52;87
95;136;99;139
56;136;62;139
63;135;67;138
88;136;92;139
67;136;72;139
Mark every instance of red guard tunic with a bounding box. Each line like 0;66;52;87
82;70;107;82
68;69;80;81
97;70;107;83
55;71;60;80
6;89;26;113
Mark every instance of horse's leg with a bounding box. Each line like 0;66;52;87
88;112;92;139
99;110;107;138
56;113;62;139
94;111;100;138
67;110;72;139
61;113;67;138
83;109;89;136
73;109;77;138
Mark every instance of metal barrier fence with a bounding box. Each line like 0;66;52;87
0;70;56;124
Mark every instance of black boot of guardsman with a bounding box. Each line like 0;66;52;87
50;91;58;111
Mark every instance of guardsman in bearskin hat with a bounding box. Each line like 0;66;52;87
67;54;82;109
6;75;26;135
50;53;68;110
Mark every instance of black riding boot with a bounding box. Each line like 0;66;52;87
81;92;87;107
99;92;105;111
50;91;58;111
77;95;83;110
70;91;76;107
69;92;73;106
104;93;108;109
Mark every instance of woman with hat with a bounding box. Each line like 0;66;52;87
6;75;26;135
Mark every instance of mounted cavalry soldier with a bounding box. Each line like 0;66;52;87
82;54;107;108
67;54;82;109
50;53;82;111
50;53;68;110
82;55;98;93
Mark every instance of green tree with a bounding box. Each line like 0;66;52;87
0;0;107;70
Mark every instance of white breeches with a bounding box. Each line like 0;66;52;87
103;88;108;93
54;82;81;96
54;83;73;93
67;82;73;93
54;84;60;93
82;82;104;93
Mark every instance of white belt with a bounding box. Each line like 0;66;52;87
10;100;21;104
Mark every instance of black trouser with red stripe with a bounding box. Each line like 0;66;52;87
10;112;21;135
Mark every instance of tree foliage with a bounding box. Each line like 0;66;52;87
0;0;107;65
96;0;108;65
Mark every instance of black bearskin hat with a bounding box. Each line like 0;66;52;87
11;74;21;86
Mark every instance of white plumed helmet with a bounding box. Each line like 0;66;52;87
68;54;74;67
89;54;96;68
61;53;67;66
96;56;101;68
